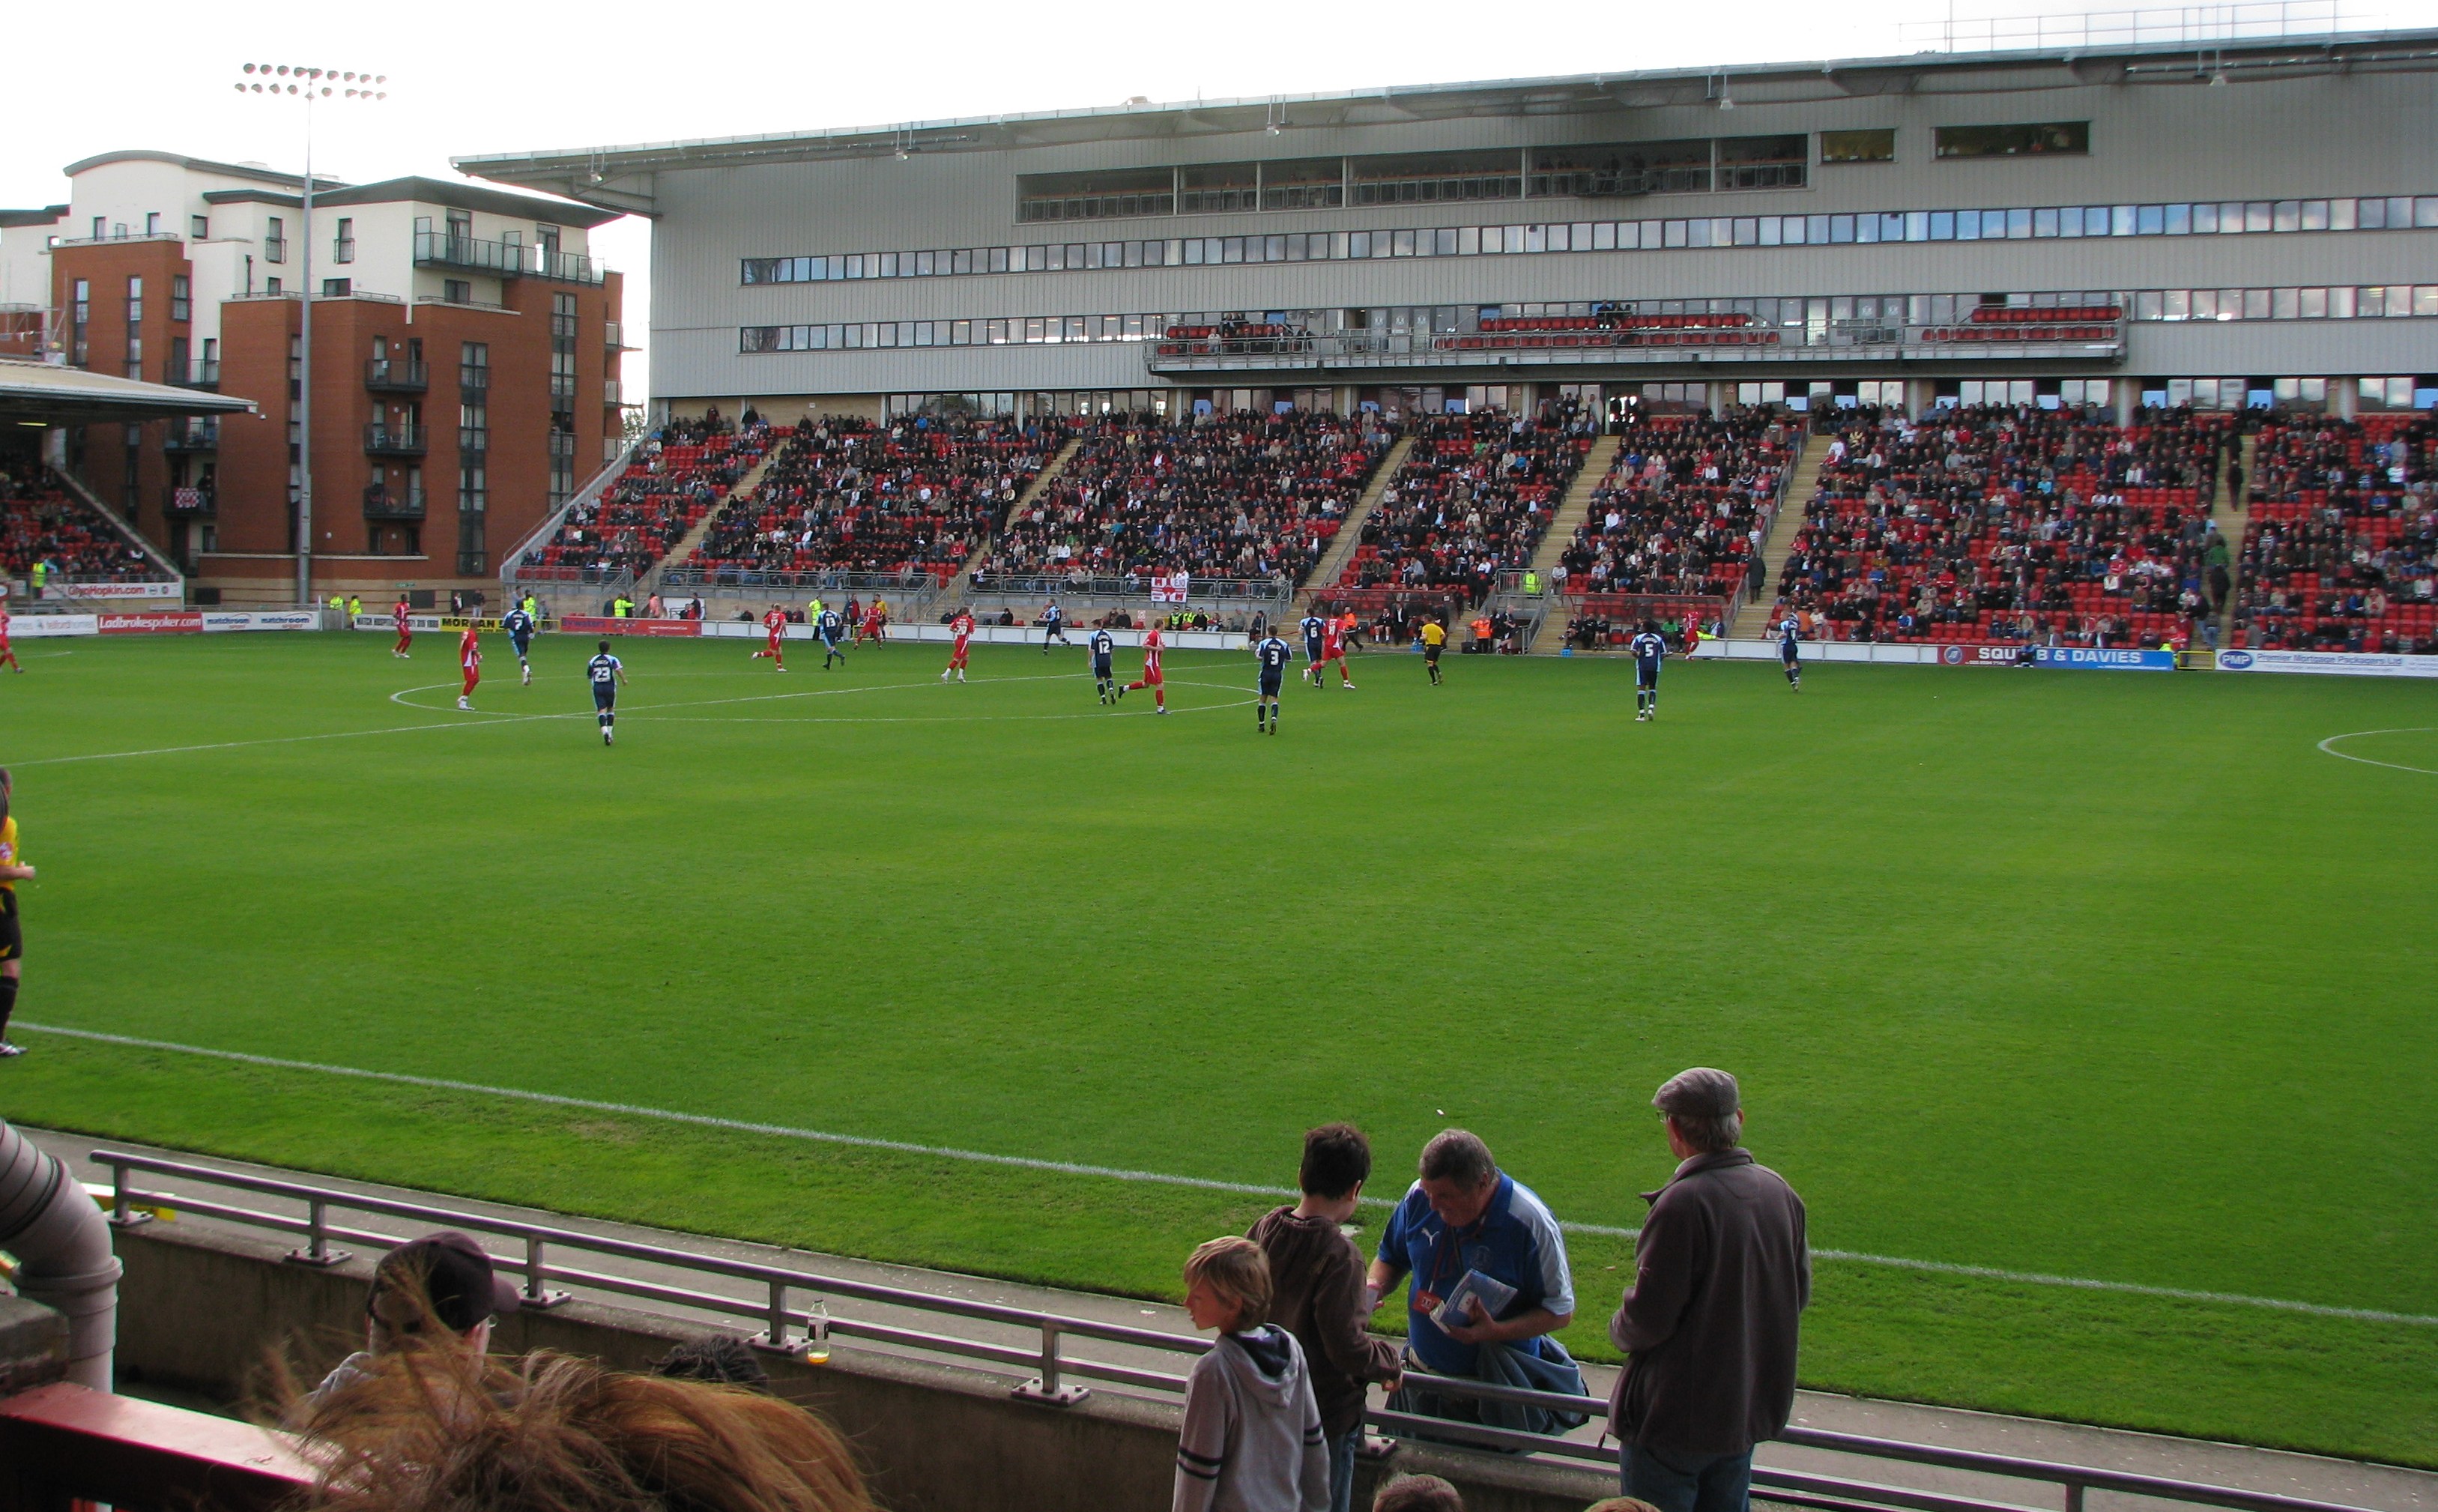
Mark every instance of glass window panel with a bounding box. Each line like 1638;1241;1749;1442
1955;211;1979;241
2164;290;2189;320
2135;290;2163;321
1525;224;1547;252
2191;202;2217;234
1806;214;1830;244
2329;285;2354;318
1639;220;1662;247
2136;204;2164;235
2033;206;2060;238
2417;285;2438;315
2164;204;2190;235
2272;200;2300;232
2006;208;2032;238
1687;219;1713;248
1591;222;1615;250
2243;288;2271;319
1759;216;1782;246
1904;211;1928;241
1932;121;2089;157
1819;128;1896;164
2329;198;2356;231
2271;287;2298;318
1928;211;1954;240
2244;202;2272;232
2419;197;2438;227
1437;227;1460;255
2090;206;2114;236
2299;287;2326;318
2111;205;2137;235
2300;199;2329;232
1393;229;1415;256
1734;218;1758;246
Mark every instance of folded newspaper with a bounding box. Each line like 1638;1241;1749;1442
1431;1269;1517;1332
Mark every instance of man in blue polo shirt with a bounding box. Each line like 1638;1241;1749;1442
1366;1128;1586;1436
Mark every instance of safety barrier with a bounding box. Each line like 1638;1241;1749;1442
90;1151;2378;1512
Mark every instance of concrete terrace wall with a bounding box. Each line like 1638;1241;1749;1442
112;1221;1612;1512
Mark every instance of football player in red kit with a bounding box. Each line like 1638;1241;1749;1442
0;603;20;674
1313;614;1355;689
392;596;413;658
940;610;975;682
751;605;788;671
456;622;481;710
1116;623;1167;713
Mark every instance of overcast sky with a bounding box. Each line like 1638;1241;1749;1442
11;0;2428;398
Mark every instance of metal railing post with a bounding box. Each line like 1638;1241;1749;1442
104;1159;150;1229
752;1279;793;1354
1011;1317;1088;1406
284;1197;351;1267
2066;1484;2087;1512
523;1233;571;1309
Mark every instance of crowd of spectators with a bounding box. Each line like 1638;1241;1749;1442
1554;410;1794;602
1773;404;2233;647
974;409;1392;585
0;453;166;585
686;414;1064;582
2233;412;2437;653
1336;399;1597;606
517;408;775;583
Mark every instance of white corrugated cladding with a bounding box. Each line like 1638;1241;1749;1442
641;64;2438;401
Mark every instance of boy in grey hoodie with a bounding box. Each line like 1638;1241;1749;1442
1176;1236;1332;1512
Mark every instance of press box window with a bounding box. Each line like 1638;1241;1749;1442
1821;130;1896;165
1934;121;2089;159
1017;167;1175;223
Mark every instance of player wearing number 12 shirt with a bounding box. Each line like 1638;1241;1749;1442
1116;624;1167;713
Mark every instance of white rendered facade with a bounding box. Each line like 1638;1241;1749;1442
459;32;2438;419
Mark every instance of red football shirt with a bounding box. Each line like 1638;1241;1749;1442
1142;627;1163;674
763;609;787;635
1322;622;1344;656
459;628;480;669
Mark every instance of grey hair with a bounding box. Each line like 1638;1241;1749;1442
1669;1109;1744;1154
1418;1128;1497;1188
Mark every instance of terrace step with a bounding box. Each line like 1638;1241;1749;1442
1296;435;1414;616
943;437;1080;605
1522;435;1623;653
649;443;787;598
1729;431;1826;641
2217;432;2258;644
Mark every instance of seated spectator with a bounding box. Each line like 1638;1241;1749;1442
654;1333;773;1391
1367;1130;1585;1437
1373;1474;1466;1512
292;1343;873;1512
303;1231;518;1410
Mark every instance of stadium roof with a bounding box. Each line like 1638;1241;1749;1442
456;28;2438;216
0;357;258;425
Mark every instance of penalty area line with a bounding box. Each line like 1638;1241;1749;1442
19;1022;2436;1328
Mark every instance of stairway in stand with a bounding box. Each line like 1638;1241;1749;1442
643;444;785;599
941;437;1080;603
1521;434;1622;653
1293;435;1414;615
1728;432;1825;640
2215;433;2258;646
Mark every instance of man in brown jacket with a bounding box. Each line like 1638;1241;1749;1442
1609;1068;1809;1512
1250;1123;1404;1512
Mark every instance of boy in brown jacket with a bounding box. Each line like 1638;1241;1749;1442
1250;1123;1405;1512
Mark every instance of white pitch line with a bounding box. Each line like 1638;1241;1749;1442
20;1022;2437;1327
2316;728;2438;776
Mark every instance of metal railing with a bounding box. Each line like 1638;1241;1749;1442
164;357;220;389
658;565;948;595
85;1150;2380;1512
964;572;1292;606
366;357;429;392
162;419;219;453
362;485;426;521
412;232;607;286
363;423;428;457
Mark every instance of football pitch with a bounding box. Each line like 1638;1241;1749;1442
2;629;2433;1464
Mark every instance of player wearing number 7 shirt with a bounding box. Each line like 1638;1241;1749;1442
1115;623;1167;713
751;605;789;671
940;609;975;683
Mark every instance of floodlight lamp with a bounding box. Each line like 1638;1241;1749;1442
244;62;257;73
276;64;289;74
234;82;245;91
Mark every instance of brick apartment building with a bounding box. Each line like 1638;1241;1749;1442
0;152;627;604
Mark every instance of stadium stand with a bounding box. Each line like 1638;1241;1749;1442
684;415;1064;583
972;409;1391;584
516;411;775;583
1773;405;2233;646
1331;399;1596;607
1555;408;1794;602
2233;411;2437;653
1;454;169;586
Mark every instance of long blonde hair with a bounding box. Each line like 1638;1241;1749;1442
293;1340;874;1512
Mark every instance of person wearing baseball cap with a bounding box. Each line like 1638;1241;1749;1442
305;1231;521;1410
1606;1069;1809;1512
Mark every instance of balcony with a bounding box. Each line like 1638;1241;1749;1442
162;419;220;453
459;427;488;459
363;483;427;521
164;358;220;389
605;378;621;405
459;364;490;396
363;423;428;458
413;231;605;285
365;357;429;393
163;483;216;515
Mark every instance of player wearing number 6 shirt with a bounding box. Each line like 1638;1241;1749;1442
1253;632;1291;734
1089;627;1118;704
587;640;628;746
1630;620;1668;722
392;596;413;658
1298;613;1327;677
502;604;536;685
752;605;788;671
456;623;482;710
1116;623;1167;713
941;610;975;683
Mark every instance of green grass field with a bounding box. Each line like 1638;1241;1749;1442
2;629;2433;1463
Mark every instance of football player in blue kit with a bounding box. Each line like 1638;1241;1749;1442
1629;619;1668;722
1253;630;1292;734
